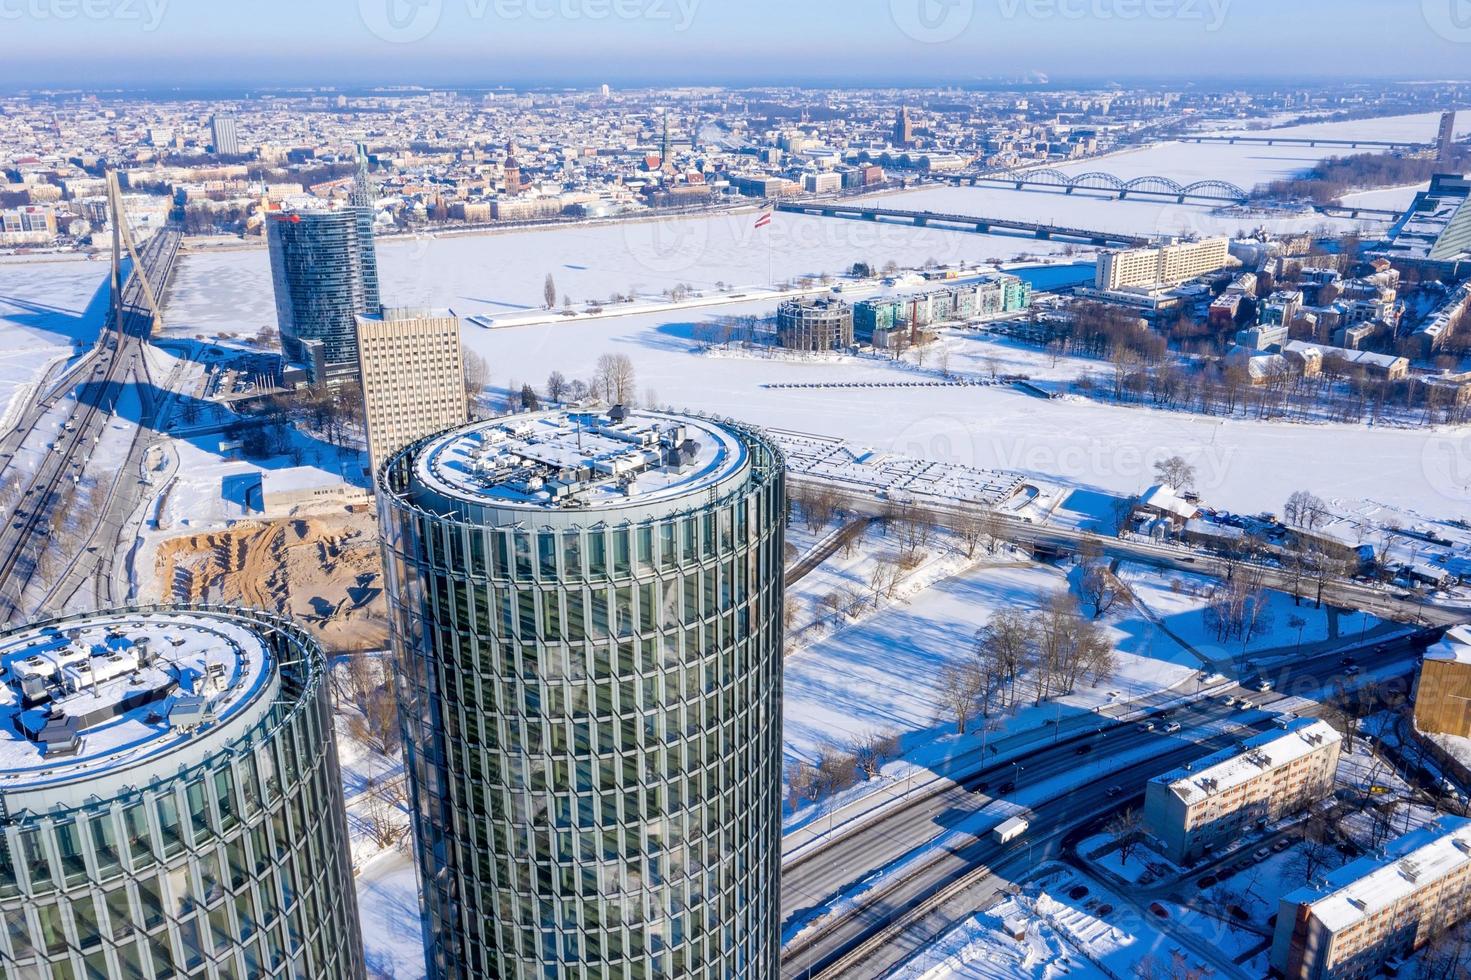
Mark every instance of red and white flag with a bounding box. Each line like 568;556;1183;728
754;206;773;229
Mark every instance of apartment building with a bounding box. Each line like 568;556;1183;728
354;307;467;478
1272;817;1471;979
1095;237;1230;291
1414;624;1471;738
1144;718;1341;864
0;204;56;244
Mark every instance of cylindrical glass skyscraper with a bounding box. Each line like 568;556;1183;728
378;408;785;979
0;605;364;980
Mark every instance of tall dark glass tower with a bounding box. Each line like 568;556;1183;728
378;408;786;979
266;207;380;385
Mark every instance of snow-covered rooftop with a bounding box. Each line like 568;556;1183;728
0;611;276;792
413;408;747;512
1426;624;1471;666
1151;717;1340;806
1282;816;1471;934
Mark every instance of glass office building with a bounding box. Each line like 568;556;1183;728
266;207;380;385
0;605;363;980
378;408;786;979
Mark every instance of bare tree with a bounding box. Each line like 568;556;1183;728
975;610;1034;709
1284;490;1329;531
543;273;557;310
1079;562;1131;619
545;370;569;403
852;730;902;780
463;349;491;417
1153;455;1196;491
1106;807;1144;865
937;662;986;735
593;353;638;405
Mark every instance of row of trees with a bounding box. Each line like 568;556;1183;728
938;596;1119;735
1254;147;1471;205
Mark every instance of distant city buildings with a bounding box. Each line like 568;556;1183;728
0;205;56;244
1144;718;1341;864
777;296;854;351
894;106;915;147
209;112;240;156
377;408;786;977
1272;817;1471;980
265;205;380;385
1095;237;1231;291
354;307;467;477
854;275;1030;347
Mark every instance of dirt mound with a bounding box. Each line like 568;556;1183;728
152;509;387;652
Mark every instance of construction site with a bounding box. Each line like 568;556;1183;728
151;507;387;653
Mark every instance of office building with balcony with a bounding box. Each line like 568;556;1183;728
1144;718;1341;864
0;605;362;979
378;407;786;978
266;206;380;385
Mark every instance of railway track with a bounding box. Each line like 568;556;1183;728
0;228;179;621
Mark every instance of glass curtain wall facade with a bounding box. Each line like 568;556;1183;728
266;209;380;384
378;412;786;980
0;606;363;980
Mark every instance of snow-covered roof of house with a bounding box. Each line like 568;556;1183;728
1281;817;1471;935
1426;624;1471;666
1138;484;1199;520
1282;340;1405;371
1150;717;1340;806
1184;517;1246;540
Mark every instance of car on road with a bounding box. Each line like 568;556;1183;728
1107;785;1124;798
1075;743;1093;755
1149;903;1169;918
1254;847;1272;860
1345;665;1361;676
1341;656;1356;666
1137;721;1156;732
997;781;1015;794
1272;839;1291;853
1237;699;1253;710
1163;722;1182;734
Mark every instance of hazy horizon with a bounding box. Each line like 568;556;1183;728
5;0;1471;90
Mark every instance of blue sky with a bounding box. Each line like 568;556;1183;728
3;0;1470;88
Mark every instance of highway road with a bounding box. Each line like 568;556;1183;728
778;636;1421;978
0;227;181;622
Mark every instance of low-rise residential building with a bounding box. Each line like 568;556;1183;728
1144;718;1340;865
1414;625;1471;738
1271;817;1471;980
1406;282;1471;361
1281;341;1409;381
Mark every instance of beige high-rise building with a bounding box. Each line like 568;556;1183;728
1096;237;1231;291
1414;625;1471;737
1143;717;1340;864
355;307;467;478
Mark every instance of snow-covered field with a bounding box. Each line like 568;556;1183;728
0;256;111;421
890;898;1109;980
1118;562;1382;661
